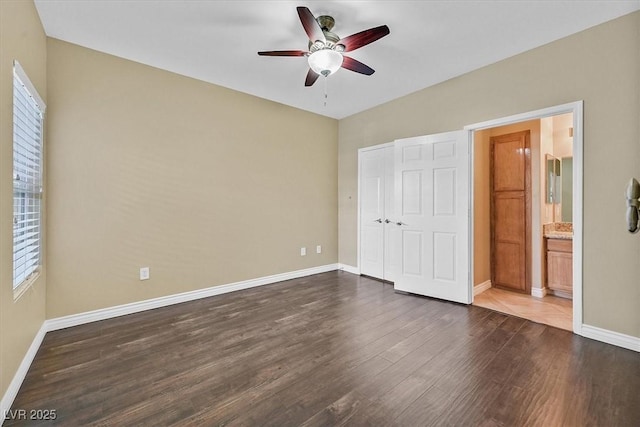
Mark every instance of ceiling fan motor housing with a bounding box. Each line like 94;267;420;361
308;15;343;51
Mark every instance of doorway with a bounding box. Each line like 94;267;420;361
466;103;582;333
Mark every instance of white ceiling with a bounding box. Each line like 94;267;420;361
34;0;640;119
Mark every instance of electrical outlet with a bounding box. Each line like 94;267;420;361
140;267;150;281
300;247;306;256
316;245;322;254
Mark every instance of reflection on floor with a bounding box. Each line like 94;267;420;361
473;287;572;331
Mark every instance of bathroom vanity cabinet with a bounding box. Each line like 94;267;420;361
545;237;573;297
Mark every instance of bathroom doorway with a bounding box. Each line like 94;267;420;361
465;104;581;332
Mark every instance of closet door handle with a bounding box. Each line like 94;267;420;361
384;219;408;226
374;218;382;223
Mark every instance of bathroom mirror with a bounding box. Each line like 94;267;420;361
546;154;561;205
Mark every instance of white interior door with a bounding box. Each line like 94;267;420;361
393;130;470;304
383;147;396;282
359;146;396;281
359;148;385;279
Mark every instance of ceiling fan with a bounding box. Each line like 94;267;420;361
258;6;390;87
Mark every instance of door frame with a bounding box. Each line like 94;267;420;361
357;142;394;277
464;101;584;334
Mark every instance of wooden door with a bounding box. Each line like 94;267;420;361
393;131;470;304
490;131;531;293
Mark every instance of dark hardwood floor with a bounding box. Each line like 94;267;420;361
7;271;640;426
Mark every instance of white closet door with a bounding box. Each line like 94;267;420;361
359;148;386;279
393;131;470;304
383;146;396;282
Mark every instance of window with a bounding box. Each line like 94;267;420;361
13;61;45;292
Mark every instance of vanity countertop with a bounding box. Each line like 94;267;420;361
544;231;573;240
543;222;573;240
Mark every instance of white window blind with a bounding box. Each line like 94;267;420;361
13;61;45;290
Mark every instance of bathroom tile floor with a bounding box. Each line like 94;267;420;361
473;287;572;331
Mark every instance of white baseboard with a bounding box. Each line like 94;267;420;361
531;287;548;298
580;324;640;353
46;263;339;332
1;323;47;423
338;264;360;275
473;280;491;296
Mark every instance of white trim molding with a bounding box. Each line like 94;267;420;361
531;287;548;298
1;324;47;423
473;280;492;296
338;264;360;275
581;325;640;353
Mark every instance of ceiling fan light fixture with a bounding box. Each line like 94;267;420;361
308;49;343;77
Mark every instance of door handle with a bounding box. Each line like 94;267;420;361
374;218;382;223
384;219;407;226
626;178;640;233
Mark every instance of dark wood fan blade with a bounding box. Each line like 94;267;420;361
258;50;307;57
305;69;320;87
338;25;390;52
341;56;375;75
297;6;325;43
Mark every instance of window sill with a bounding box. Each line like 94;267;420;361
13;270;41;301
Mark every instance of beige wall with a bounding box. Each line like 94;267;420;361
339;12;640;337
46;39;338;318
0;0;47;403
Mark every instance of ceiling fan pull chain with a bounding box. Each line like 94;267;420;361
324;76;328;107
